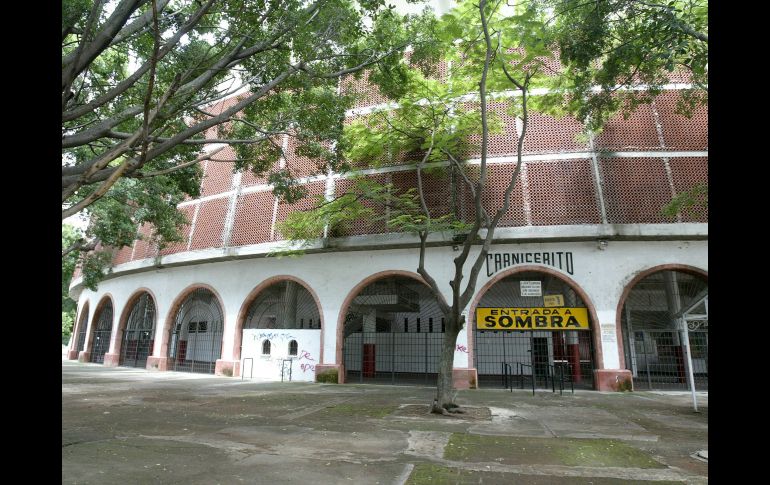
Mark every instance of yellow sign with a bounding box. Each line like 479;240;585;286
476;307;590;331
543;295;564;307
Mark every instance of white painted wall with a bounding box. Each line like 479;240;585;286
73;238;707;376
241;329;320;382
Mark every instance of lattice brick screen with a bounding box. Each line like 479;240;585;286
333;174;390;236
527;159;602;225
159;205;195;256
669;157;708;223
273;181;328;240
654;92;708;151
188;198;229;250
599;157;673;223
594;103;660;151
229;190;275;247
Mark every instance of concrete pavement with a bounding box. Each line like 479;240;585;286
62;360;707;484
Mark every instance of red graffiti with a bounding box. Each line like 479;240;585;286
456;344;468;353
299;350;316;372
299;350;315;361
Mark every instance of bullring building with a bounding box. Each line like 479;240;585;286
66;29;708;393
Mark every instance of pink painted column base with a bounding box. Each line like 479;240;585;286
215;360;239;377
594;369;634;391
103;353;120;367
77;351;91;363
453;368;478;390
67;350;79;360
146;356;169;371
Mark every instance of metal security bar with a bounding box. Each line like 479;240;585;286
75;307;89;354
90;301;114;364
120;293;156;369
341;276;446;386
627;330;708;390
169;288;224;374
475;330;594;390
621;270;708;391
244;280;321;329
344;331;444;385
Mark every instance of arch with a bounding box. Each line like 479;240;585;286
615;263;708;371
162;284;226;374
113;288;157;358
71;300;90;355
115;288;158;368
87;294;115;363
160;283;226;360
233;275;324;362
335;270;429;369
468;265;604;380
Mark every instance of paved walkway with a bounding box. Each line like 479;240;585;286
62;361;707;484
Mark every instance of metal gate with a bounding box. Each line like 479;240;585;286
474;330;595;390
620;270;708;391
342;276;446;386
626;329;707;390
344;331;443;385
120;293;156;368
90;301;114;363
75;304;89;354
168;288;224;374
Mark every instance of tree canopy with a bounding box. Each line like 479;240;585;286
62;0;436;286
543;0;707;129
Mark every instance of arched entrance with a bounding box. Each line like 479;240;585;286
341;274;445;385
120;292;156;368
473;270;597;389
74;302;90;356
90;299;114;364
239;279;322;381
167;288;224;374
619;268;708;390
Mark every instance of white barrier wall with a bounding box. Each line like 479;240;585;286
241;329;321;382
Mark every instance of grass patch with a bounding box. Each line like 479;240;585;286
444;434;665;469
406;464;682;485
316;369;338;383
406;463;507;485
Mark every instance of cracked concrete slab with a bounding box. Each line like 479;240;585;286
62;361;706;484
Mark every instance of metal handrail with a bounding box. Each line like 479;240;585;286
281;358;293;382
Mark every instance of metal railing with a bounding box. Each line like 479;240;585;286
281;358;293;382
241;357;253;380
502;361;575;396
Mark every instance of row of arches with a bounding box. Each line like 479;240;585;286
69;264;707;391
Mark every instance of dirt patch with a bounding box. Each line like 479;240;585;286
392;405;492;421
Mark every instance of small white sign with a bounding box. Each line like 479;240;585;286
601;324;617;343
520;281;542;297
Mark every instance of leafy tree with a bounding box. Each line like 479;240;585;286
282;0;556;412
543;0;708;130
62;0;436;285
281;0;706;412
62;224;81;343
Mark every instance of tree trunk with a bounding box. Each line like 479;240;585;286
433;316;462;413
